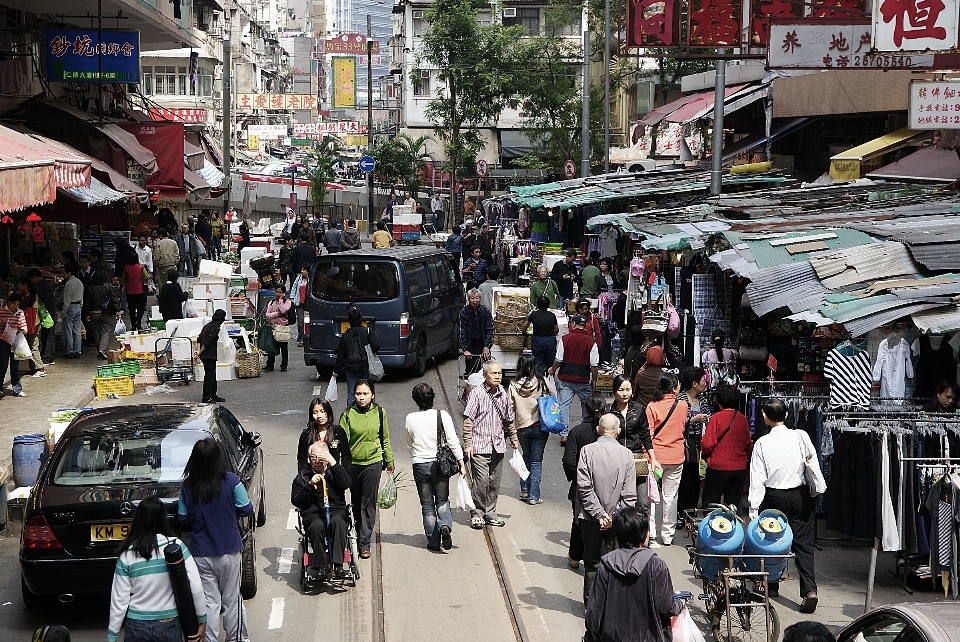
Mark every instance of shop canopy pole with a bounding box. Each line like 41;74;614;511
580;28;590;179
710;60;725;196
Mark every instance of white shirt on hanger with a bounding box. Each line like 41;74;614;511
872;338;914;399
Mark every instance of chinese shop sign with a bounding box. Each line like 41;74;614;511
235;94;319;111
688;0;742;47
874;0;959;51
627;0;681;48
293;122;369;136
332;57;356;109
148;108;208;123
908;81;960;129
752;0;801;46
45;29;139;82
769;22;937;68
324;33;380;55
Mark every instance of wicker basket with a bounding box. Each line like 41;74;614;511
236;348;262;378
495;333;528;351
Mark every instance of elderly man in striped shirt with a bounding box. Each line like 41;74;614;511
463;360;518;529
0;290;28;397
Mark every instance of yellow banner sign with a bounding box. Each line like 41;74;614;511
332;57;356;109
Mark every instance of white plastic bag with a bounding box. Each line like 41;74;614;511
325;376;338;402
182;300;198;318
366;345;384;381
145;384;177;395
509;448;529;481
455;475;476;511
671;607;706;642
114;319;127;336
13;332;31;360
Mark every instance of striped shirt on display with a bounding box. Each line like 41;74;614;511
823;348;872;409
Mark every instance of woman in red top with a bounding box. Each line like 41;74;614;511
700;383;753;512
646;373;688;547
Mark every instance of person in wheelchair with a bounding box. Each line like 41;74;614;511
291;441;353;581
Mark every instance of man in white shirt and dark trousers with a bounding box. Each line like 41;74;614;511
748;398;820;614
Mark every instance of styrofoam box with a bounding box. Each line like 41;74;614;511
240;247;263;262
151;305;161;320
393;205;413;217
198;259;233;278
194;363;237;382
164;317;208;339
206;299;232;319
125;332;162;351
198;274;228;285
193;283;229;300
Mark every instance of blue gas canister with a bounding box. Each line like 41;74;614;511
695;509;744;581
743;509;793;580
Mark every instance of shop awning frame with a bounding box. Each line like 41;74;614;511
58;176;129;207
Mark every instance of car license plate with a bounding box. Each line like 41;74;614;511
91;524;130;541
340;320;368;333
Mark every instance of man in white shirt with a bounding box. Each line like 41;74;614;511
135;235;153;281
748;398;819;614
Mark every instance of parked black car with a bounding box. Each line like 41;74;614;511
19;404;266;607
834;602;960;642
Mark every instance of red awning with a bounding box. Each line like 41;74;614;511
637;95;701;127
0;125;91;188
866;146;960;183
664;85;748;123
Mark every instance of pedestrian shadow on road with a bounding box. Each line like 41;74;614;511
543;531;571;549
518;547;569;569
517;585;585;617
380;531;434;550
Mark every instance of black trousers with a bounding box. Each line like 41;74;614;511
677;459;702;521
761;486;817;596
569;501;584;562
303;507;348;567
127;293;148;330
581;519;617;606
702;468;746;512
350;462;382;551
201;357;217;400
266;341;288;370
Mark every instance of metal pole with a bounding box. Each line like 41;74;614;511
581;29;590;178
709;59;725;195
97;0;103;124
865;537;879;612
222;35;232;214
366;15;374;232
603;0;610;173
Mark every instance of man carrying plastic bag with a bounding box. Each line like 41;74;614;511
0;291;29;397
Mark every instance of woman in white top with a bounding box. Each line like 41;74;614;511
405;383;467;552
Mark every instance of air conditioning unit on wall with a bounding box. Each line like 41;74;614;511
419;69;430;78
502;8;516;17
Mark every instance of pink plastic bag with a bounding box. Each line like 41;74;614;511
666;302;681;339
647;470;661;504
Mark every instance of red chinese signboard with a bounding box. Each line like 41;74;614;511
147;108;208;123
808;0;866;19
752;0;801;46
688;0;742;47
324;33;380;55
118;122;184;194
874;0;959;51
627;0;681;48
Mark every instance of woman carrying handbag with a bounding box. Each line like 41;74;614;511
264;285;292;371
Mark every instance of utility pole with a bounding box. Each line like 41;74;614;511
709;60;725;196
97;0;103;124
366;14;374;232
580;29;590;179
603;0;610;173
222;33;232;213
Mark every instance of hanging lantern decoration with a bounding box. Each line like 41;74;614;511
26;212;41;222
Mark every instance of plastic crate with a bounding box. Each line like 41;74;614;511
230;297;253;318
97;361;142;378
401;232;421;241
95;376;135;397
233;318;255;331
148;319;166;331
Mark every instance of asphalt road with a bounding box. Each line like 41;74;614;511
0;345;951;641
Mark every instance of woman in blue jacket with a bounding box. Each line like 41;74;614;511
178;438;253;642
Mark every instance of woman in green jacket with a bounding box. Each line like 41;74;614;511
340;379;394;557
529;265;559;309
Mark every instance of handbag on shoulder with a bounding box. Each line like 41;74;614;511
435;410;460;478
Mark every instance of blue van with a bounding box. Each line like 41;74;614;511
303;247;465;376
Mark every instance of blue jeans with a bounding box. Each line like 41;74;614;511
124;617;183;642
63;303;82;355
530;335;557;374
558;379;592;437
518;426;549;501
178;257;195;277
344;370;367;408
412;461;452;548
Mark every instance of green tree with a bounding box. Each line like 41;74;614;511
303;135;343;214
394;132;433;199
418;0;525;222
368;136;408;193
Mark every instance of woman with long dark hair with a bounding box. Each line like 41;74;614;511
608;374;655;512
178;438;253;642
340;379;394;558
562;392;609;569
298;397;351;476
109;497;206;642
508;354;556;505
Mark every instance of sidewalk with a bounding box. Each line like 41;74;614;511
0;351;99;477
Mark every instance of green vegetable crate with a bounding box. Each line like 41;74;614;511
97;361;142;378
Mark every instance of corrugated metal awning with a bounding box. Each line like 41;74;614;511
184;167;211;200
723;229;875;270
665;85;748;123
745;262;827;317
831;127;926;162
184;141;205;172
808;241;922;290
866;146;960;183
58;176;129;207
195;158;224;188
913;305;960;334
0;125;90;188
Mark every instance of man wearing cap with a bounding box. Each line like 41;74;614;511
549;313;599;447
459;288;494;376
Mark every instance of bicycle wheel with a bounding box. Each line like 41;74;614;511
710;586;780;642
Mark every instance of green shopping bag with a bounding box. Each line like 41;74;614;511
257;325;280;356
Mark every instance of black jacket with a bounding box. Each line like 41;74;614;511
297;425;351;476
563;420;599;502
610;400;652;455
291;242;318;273
335;326;380;375
158;282;189;321
290;465;352;515
551;260;578;299
585;548;683;642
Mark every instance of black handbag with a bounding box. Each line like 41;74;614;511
435;410;460;478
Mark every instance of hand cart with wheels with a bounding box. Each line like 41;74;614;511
457;354;485;405
155;337;194;385
684;507;793;642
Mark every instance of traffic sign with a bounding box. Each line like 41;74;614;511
359;155;375;173
564;159;576;179
476;159;488;177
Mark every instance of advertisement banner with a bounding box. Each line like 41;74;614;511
769;22;937;68
118;122;184;192
45;29;140;83
236;94;318;111
873;0;959;52
688;0;742;47
908;81;960;129
324;33;380;54
332;57;356;109
627;0;681;48
293;122;369;136
148;108;208;123
247;124;288;139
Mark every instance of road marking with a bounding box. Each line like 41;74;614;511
286;508;298;530
278;547;295;574
268;597;284;629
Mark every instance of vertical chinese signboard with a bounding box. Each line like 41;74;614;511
688;0;742;47
874;0;959;51
626;0;681;48
332;56;356;109
908;81;960;129
45;29;140;82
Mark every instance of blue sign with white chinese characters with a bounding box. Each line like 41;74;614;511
45;29;140;83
